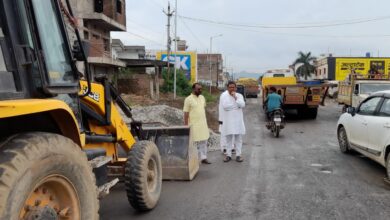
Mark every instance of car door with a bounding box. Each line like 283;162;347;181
367;97;390;157
349;97;382;149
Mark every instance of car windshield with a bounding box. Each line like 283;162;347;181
360;83;390;94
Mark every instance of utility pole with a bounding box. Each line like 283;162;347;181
173;0;178;99
164;2;174;93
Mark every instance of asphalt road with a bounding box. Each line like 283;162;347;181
100;98;390;220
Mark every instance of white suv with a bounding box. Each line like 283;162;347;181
337;90;390;179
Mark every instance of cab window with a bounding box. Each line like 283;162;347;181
357;97;382;115
0;27;17;93
31;0;76;85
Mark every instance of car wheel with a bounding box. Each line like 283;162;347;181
338;126;351;154
386;152;390;179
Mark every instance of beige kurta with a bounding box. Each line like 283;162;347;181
183;94;210;141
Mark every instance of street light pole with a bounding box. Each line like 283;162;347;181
209;34;222;93
173;0;178;99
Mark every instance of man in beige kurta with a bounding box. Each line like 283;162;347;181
183;83;211;164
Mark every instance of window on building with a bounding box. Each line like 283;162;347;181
94;0;104;13
116;0;122;14
103;39;109;51
92;34;100;40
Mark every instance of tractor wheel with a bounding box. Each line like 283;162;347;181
125;141;162;211
0;132;99;220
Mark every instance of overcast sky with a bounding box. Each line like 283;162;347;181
112;0;390;74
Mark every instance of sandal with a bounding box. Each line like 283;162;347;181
223;156;231;162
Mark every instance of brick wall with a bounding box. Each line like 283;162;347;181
118;74;152;95
103;0;126;26
197;54;223;85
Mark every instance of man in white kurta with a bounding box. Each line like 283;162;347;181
221;81;246;162
184;83;211;164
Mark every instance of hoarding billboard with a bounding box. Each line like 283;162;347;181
156;51;197;83
335;58;390;81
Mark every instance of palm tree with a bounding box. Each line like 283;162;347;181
292;52;317;80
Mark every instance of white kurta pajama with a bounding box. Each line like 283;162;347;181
218;91;228;152
221;92;246;157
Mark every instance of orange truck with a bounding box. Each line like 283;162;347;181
262;71;330;119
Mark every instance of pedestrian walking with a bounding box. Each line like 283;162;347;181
220;81;246;162
184;83;211;164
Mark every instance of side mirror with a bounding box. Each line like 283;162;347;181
346;107;356;116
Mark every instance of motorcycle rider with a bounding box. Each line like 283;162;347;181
265;87;283;126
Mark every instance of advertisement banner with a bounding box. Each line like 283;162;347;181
156;51;197;83
335;58;390;81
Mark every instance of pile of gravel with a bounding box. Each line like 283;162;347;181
132;105;184;126
121;105;220;152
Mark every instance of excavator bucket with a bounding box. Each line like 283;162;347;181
141;125;199;180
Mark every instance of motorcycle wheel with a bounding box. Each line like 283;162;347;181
273;125;280;138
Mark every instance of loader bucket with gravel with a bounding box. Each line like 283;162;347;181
141;125;199;180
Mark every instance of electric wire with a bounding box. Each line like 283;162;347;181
178;17;207;49
178;15;390;29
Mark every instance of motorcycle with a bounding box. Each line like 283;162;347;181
266;108;285;137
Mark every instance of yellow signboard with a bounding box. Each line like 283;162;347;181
156;51;197;83
335;58;390;81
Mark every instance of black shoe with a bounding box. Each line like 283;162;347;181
223;156;231;162
201;159;212;164
236;156;244;162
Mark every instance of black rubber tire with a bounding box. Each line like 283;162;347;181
125;141;162;211
307;108;318;119
273;126;280;138
386;153;390;179
0;132;99;220
338;126;351;154
297;108;306;118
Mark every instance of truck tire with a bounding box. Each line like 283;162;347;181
125;141;162;211
0;132;99;220
307;108;318;119
297;108;306;118
338;126;351;154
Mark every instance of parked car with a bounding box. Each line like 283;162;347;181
337;90;390;180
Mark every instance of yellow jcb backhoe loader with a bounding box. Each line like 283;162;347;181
0;0;198;219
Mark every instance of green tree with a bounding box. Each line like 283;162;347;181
292;51;317;80
161;69;192;96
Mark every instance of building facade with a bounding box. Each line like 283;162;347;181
67;0;127;81
197;54;223;87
